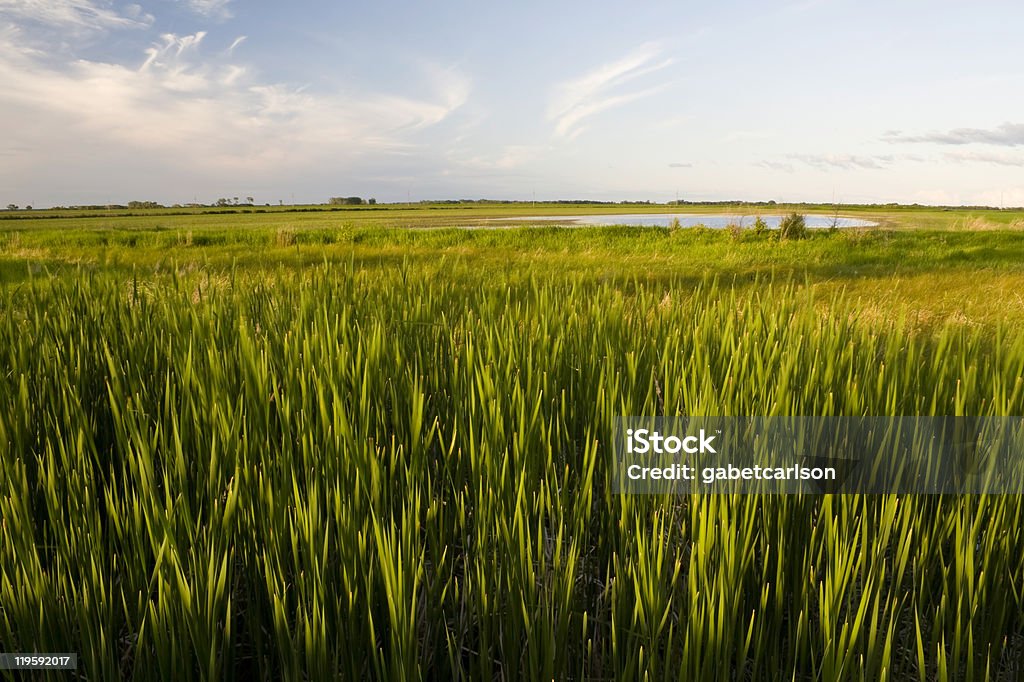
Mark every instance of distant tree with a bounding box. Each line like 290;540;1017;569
25;205;32;210
6;204;17;210
368;198;376;205
246;196;254;205
329;197;364;205
216;198;230;207
128;201;163;209
233;197;239;205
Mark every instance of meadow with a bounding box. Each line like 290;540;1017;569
2;204;1024;679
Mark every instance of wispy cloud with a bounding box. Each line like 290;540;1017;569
668;162;692;168
758;153;929;172
0;0;152;31
182;0;232;20
0;29;471;175
943;149;1024;167
419;63;470;115
792;153;895;170
756;159;796;172
755;149;1024;175
548;42;673;139
884;122;1024;147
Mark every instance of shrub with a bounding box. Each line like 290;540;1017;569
779;212;807;240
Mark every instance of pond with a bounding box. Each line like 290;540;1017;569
526;214;878;228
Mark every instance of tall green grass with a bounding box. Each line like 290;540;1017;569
2;264;1023;679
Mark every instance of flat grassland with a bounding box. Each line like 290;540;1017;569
2;204;1024;679
3;202;1024;324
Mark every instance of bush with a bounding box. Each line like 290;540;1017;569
779;213;807;240
753;216;768;235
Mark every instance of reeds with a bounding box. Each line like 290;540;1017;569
1;265;1023;679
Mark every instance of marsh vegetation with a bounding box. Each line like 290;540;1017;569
2;204;1024;679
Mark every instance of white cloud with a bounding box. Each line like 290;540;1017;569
548;42;673;139
555;86;665;139
0;30;471;179
884;122;1024;147
758;154;894;172
943;149;1024;167
183;0;232;20
0;0;152;31
140;31;207;72
417;63;470;121
757;153;920;172
756;159;796;172
791;153;895;170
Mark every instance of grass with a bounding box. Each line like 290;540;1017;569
2;200;1024;231
4;216;1024;325
2;204;1024;679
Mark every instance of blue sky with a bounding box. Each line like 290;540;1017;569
2;0;1024;207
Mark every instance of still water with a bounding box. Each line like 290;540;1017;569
551;214;877;228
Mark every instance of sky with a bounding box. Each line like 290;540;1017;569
2;0;1024;207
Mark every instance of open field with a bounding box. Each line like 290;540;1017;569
3;204;1024;679
3;201;1024;230
3;203;1024;325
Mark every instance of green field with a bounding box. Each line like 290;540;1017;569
4;202;1024;324
2;204;1024;679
